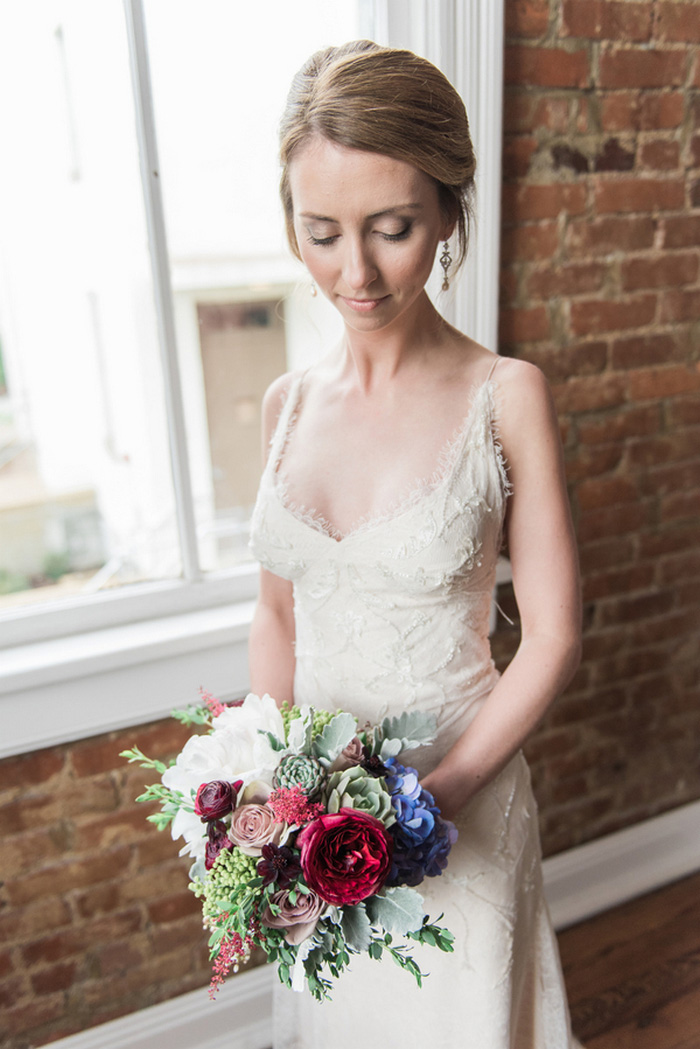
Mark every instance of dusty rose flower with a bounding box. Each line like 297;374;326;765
262;888;327;945
228;803;286;856
194;779;242;822
329;736;365;773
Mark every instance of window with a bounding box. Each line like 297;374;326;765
0;0;504;757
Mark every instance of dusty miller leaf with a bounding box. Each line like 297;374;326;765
366;887;425;936
341;903;372;951
312;712;357;767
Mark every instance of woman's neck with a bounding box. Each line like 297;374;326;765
339;292;452;393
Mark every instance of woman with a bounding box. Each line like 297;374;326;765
249;41;582;1049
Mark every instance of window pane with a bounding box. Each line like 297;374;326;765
144;0;363;573
0;1;182;610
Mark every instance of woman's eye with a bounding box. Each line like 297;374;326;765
306;232;338;247
378;224;412;242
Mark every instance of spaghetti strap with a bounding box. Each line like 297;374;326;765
486;353;500;381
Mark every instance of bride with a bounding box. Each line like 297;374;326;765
249;40;582;1049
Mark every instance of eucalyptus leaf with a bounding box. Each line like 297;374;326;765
312;711;357;767
366;887;425;935
380;710;437;751
341;903;372;951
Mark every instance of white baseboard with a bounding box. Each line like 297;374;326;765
49;800;700;1049
543;797;700;930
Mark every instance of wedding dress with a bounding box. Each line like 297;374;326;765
249;359;582;1048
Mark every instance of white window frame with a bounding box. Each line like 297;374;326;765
0;0;504;759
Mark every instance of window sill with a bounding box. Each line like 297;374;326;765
0;601;255;759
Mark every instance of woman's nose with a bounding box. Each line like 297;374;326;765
342;239;378;291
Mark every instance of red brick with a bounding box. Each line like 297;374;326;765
577;476;639;510
502;182;588;223
658;550;700;585
504;45;590;88
639;459;700;498
0;749;65;793
661;489;700;524
579;536;635;573
621;252;699;290
601;91;685;132
582;563;655;601
96;940;145;977
74;882;123;919
594;177;685;214
570;294;657;336
610;333;680;370
6;847;132;907
0;973;28;1010
578;402;661;444
2;828;69;880
0;897;71;946
499;268;519;306
692;134;700;167
563;1;652;41
627;427;700;468
660;288;700;323
505;0;550;37
662;215;700;248
577;500;653;542
22;910;141;967
502;135;538;178
3;994;65;1037
524;342;608;383
599;48;687;89
501;221;559;263
30;960;78;996
567;215;655;255
527;261;607;299
552;372;627;413
72;808;154;852
627;363;700;400
499;304;550;344
565;443;624;481
147;891;200;924
694;50;700;87
72;720;191;779
640;138;681;170
655;3;700;44
667;393;700;426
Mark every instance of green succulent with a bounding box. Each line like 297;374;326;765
273;753;326;799
324;766;396;826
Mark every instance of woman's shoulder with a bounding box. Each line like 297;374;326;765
490;356;559;449
260;369;305;449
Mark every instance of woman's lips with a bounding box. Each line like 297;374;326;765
340;295;389;312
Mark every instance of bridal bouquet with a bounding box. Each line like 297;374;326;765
122;692;456;1000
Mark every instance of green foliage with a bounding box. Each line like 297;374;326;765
365;886;425;935
312;711;357;767
171;703;212;727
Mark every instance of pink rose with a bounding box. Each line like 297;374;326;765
228;803;286;856
297;810;393;906
329;736;365;773
261;888;327;945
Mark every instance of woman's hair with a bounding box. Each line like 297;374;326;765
279;40;476;270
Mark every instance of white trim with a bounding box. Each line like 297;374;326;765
0;604;253;759
543;798;700;930
44;801;700;1049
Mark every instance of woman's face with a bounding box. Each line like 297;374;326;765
288;136;452;333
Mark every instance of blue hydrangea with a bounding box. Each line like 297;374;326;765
384;760;458;887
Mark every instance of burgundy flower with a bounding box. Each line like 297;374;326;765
296;810;393;906
257;844;303;889
205;820;233;871
194;779;243;822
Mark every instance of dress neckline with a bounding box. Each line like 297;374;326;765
269;359;502;546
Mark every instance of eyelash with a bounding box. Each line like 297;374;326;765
306;225;412;247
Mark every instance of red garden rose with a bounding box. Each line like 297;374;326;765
194;779;243;822
296;810;393;906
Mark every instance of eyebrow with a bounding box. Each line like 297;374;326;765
299;204;424;222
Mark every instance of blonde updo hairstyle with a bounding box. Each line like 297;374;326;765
279;40;476;272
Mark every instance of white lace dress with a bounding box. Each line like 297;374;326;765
249;370;582;1049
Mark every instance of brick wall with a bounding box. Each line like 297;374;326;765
1;2;699;1046
494;0;700;854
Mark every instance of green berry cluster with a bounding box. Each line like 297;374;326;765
311;707;335;736
192;848;258;923
280;701;301;740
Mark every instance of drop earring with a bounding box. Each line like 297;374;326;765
440;241;452;292
310;280;317;297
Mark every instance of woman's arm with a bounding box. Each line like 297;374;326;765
248;373;298;708
422;359;581;819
